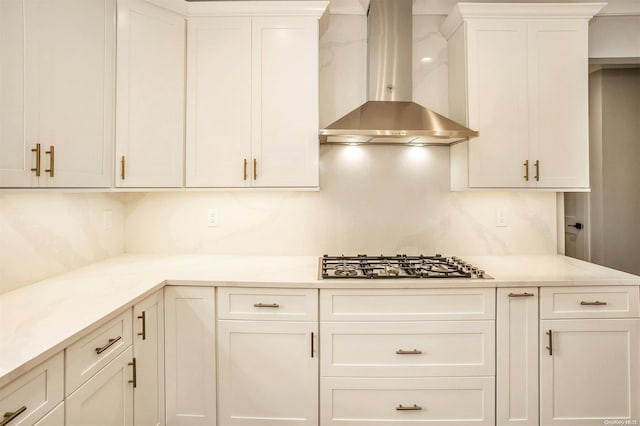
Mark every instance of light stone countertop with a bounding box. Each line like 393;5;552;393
1;253;639;388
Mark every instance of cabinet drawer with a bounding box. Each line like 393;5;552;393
320;377;495;425
321;321;494;377
33;402;64;426
0;352;63;426
217;287;317;321
65;309;132;395
320;289;495;321
540;286;640;319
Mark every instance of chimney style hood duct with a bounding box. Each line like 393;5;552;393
319;0;478;145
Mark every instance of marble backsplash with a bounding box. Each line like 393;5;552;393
0;193;125;293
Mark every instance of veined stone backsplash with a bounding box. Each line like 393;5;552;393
0;193;125;293
0;15;559;293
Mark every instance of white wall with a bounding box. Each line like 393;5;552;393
589;68;640;275
124;15;559;257
589;15;640;59
0;193;125;293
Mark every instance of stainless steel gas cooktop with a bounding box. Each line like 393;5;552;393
320;254;491;279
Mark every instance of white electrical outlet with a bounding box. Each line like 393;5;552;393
496;207;508;227
207;209;219;227
103;210;113;230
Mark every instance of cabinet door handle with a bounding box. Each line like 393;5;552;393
253;303;279;308
120;155;126;180
546;329;553;356
243;158;248;181
45;145;55;177
534;160;540;181
128;357;137;388
580;301;607;306
396;349;422;355
1;406;27;426
31;143;41;176
523;160;529;181
396;404;422;411
509;292;534;297
253;158;257;180
137;311;146;340
95;336;121;354
311;331;315;358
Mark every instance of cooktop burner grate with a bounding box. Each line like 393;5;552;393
320;254;490;279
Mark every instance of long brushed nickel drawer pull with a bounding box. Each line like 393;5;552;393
45;145;54;177
580;301;607;306
396;349;422;355
509;292;535;297
243;158;248;181
534;160;540;181
253;158;257;180
523;160;529;181
128;357;137;388
546;330;553;356
31;143;41;176
95;336;122;354
138;311;146;340
1;406;27;426
254;303;279;308
396;404;422;411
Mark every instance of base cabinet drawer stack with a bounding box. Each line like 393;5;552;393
217;287;318;426
319;289;496;426
0;353;64;426
539;286;640;426
65;310;134;426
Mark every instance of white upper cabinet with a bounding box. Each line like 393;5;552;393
442;3;604;191
186;17;252;188
185;3;326;188
0;0;115;188
116;0;185;188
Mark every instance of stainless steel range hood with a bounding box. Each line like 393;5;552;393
320;0;478;145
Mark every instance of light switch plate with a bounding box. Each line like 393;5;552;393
496;207;508;227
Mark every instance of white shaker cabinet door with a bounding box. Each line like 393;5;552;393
66;347;134;426
116;0;185;188
186;17;252;188
540;318;640;425
133;290;164;426
218;320;318;426
251;18;319;188
528;20;589;189
164;286;216;426
466;19;529;188
0;0;34;187
496;288;539;426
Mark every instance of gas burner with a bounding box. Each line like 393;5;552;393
334;262;358;277
320;254;490;280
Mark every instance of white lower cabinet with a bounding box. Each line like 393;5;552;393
321;377;495;425
65;346;134;426
164;286;216;426
0;352;64;426
496;288;539;426
320;289;496;426
33;403;64;426
133;290;164;426
540;318;640;425
217;320;318;426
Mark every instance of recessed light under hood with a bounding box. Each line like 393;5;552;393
320;0;478;145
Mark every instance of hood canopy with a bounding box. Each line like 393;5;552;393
320;0;478;145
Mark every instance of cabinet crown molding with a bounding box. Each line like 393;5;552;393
441;2;606;39
187;1;329;17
